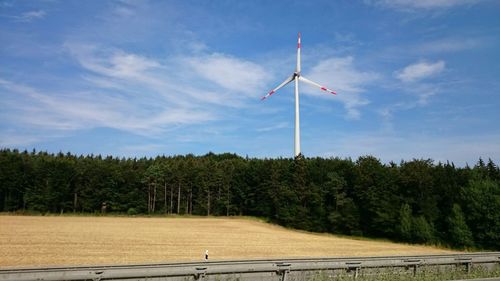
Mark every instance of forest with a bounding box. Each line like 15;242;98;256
0;148;499;250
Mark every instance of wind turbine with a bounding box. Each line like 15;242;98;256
261;33;337;158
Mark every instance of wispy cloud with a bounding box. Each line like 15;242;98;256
417;38;485;53
113;6;135;17
1;1;14;8
396;60;445;82
367;0;480;10
12;10;46;22
183;53;270;97
256;122;290;132
378;60;447;121
65;42;273;107
304;56;379;119
119;144;168;155
0;127;54;147
65;44;161;80
1;77;216;136
320;132;500;166
0;40;279;144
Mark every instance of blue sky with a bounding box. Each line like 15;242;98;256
1;0;499;165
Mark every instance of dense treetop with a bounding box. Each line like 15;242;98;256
1;149;498;250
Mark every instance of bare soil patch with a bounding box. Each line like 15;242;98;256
0;215;455;267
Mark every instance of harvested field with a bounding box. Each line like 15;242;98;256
0;215;455;267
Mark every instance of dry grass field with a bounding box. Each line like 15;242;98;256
0;215;455;268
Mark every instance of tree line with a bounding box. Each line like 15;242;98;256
0;149;498;250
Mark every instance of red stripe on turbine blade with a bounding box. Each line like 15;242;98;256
330;91;337;95
320;87;327;91
269;90;275;95
298;43;301;49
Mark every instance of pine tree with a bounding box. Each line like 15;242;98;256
448;204;474;248
462;178;500;249
398;203;412;241
412;216;434;243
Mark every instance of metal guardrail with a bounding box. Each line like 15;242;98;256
451;278;500;281
0;252;499;281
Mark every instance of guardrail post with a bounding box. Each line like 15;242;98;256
93;270;104;281
404;259;421;277
346;262;361;279
276;262;291;281
455;258;472;274
194;266;207;280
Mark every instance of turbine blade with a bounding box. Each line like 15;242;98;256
261;74;295;100
296;32;301;73
299;76;337;95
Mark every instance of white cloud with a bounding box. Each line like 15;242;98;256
304;56;379;119
368;0;480;9
13;10;46;22
396;60;445;82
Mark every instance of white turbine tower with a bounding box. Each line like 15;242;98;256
261;33;337;158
